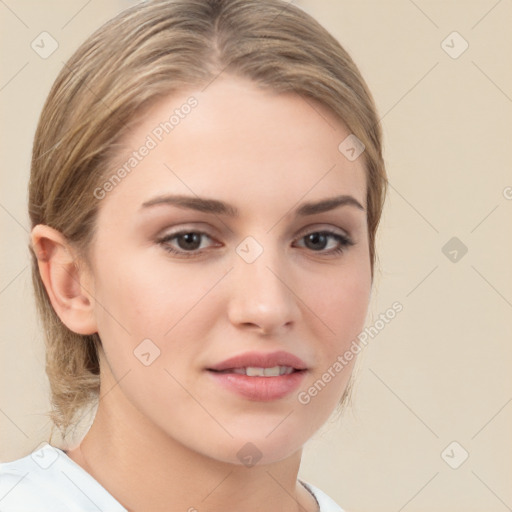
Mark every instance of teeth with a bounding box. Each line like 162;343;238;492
214;366;296;376
244;366;294;377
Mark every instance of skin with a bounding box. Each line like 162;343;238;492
32;75;371;512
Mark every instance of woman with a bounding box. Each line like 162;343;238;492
0;0;386;510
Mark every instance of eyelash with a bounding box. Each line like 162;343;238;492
157;228;354;259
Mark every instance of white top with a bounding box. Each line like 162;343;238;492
0;443;344;511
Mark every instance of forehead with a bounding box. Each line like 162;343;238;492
97;75;367;218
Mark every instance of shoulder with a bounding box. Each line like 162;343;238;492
299;479;347;512
0;443;126;511
0;445;67;511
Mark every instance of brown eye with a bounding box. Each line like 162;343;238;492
295;230;354;255
175;232;202;250
158;230;220;258
304;232;329;250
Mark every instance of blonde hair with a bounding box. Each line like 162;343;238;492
28;0;387;441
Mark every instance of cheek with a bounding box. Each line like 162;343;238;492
92;255;225;358
305;263;371;348
294;268;370;423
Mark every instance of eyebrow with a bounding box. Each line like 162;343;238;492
140;194;365;216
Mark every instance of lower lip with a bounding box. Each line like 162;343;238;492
207;370;306;401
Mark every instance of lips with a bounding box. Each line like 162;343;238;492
216;366;295;377
207;350;308;373
206;350;308;401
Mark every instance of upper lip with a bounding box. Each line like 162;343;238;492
207;350;308;372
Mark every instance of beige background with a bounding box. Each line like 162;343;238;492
1;1;511;511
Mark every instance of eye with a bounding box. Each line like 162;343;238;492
157;230;220;258
157;228;353;259
294;229;354;255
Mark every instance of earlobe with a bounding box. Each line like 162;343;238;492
31;224;98;335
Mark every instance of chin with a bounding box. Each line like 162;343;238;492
206;420;312;467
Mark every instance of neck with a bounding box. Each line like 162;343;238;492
65;367;318;512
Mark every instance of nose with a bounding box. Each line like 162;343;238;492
226;246;301;336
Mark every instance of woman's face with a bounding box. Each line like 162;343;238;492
84;75;371;465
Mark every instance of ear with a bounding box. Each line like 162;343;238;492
31;224;98;335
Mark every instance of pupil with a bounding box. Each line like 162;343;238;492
305;233;327;250
178;232;201;250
